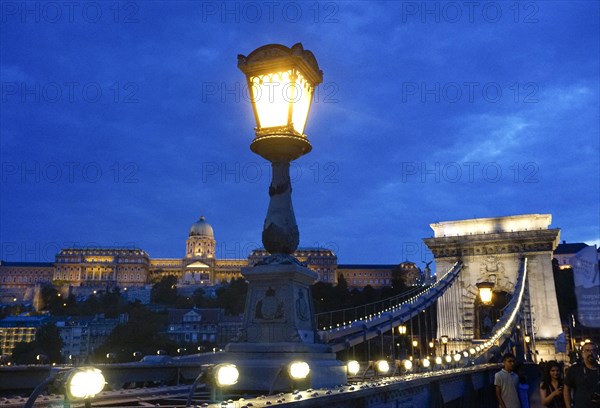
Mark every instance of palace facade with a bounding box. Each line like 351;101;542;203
0;216;424;301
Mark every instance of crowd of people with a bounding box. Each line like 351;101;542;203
494;343;599;408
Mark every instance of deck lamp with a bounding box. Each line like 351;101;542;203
347;360;360;376
376;360;390;374
65;368;106;401
24;367;106;408
288;361;310;380
214;364;240;386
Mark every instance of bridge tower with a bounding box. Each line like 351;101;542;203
423;214;563;361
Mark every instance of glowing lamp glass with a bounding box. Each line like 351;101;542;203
376;360;390;373
403;360;413;370
67;368;105;400
347;360;360;376
289;361;310;379
441;335;448;344
412;340;418;347
469;348;476;354
435;356;443;365
444;355;452;363
453;353;461;362
422;358;431;368
524;335;531;343
398;326;407;335
215;364;239;386
476;282;494;304
463;351;469;357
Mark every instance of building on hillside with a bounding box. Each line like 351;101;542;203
166;308;223;345
0;262;54;303
337;264;396;289
56;313;127;363
248;247;338;284
0;315;50;357
553;241;591;269
54;248;150;288
1;215;418;299
395;261;423;286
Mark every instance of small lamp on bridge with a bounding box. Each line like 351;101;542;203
375;360;390;375
441;335;448;355
187;363;240;405
346;360;361;376
476;281;494;304
525;335;531;344
24;367;106;408
398;325;407;335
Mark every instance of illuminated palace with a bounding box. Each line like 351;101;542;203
0;216;411;302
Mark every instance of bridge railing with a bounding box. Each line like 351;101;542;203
317;262;463;351
315;285;425;331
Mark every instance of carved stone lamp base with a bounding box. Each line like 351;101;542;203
222;262;347;391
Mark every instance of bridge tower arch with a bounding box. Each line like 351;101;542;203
423;214;562;360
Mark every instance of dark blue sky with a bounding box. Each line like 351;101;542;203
1;1;599;266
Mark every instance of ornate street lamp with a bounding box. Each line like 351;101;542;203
226;43;345;391
476;281;494;304
238;43;322;255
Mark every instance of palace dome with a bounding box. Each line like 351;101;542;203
189;216;214;237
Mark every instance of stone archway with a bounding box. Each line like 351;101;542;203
424;214;563;360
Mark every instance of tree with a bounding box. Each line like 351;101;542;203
12;323;63;364
151;275;179;305
93;303;177;362
216;278;248;315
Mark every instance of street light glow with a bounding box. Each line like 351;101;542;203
289;361;310;379
476;281;494;304
214;364;239;386
347;360;360;376
376;360;390;373
66;368;106;400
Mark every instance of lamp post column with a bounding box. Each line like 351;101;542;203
262;161;298;255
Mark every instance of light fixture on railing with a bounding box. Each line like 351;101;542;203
441;335;448;355
346;360;360;376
